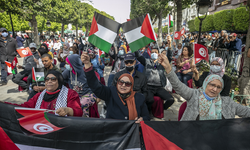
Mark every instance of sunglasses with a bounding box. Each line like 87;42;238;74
118;80;132;87
124;60;134;65
45;77;57;82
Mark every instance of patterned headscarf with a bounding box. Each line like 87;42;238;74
199;74;224;120
202;74;224;93
210;57;225;77
63;42;70;55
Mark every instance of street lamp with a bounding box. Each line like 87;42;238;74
46;20;51;38
196;0;212;44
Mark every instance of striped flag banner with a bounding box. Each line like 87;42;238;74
88;12;121;54
121;13;157;52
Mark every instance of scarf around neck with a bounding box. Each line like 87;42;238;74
116;74;138;120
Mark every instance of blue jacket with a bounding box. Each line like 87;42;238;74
16;36;25;48
62;54;92;96
85;67;150;121
91;55;104;77
227;38;242;52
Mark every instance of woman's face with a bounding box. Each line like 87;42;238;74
45;74;59;92
205;79;222;98
182;47;188;56
161;50;167;56
117;76;132;94
63;44;67;49
41;46;46;49
211;61;220;66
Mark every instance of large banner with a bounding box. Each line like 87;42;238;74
0;103;141;150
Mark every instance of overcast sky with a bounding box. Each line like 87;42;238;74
91;0;131;23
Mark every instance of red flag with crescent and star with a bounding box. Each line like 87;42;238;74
194;43;209;64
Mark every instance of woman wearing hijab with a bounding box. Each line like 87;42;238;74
81;52;150;122
158;54;250;121
5;70;83;117
16;32;25;48
62;54;95;117
192;57;231;96
41;43;54;59
88;49;105;85
58;42;70;71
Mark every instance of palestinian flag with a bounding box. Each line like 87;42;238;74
168;14;173;28
5;57;18;75
0;103;141;150
88;12;121;54
32;67;44;82
99;49;105;58
121;13;157;52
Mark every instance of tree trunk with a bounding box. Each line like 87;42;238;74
173;2;176;33
61;23;64;38
176;0;182;44
238;5;250;96
76;24;78;39
32;14;39;46
85;23;89;37
157;13;163;47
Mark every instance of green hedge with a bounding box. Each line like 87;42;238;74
187;19;196;32
213;9;235;31
188;7;248;32
233;7;249;31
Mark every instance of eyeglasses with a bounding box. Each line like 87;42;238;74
45;77;57;82
124;60;135;65
208;83;222;90
117;80;132;87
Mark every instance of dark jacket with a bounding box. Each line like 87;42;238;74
135;51;167;87
22;51;40;71
227;38;242;52
112;69;148;98
0;36;18;63
16;36;25;48
85;67;150;121
193;71;231;96
62;54;92;96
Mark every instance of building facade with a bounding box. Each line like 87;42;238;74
208;0;247;14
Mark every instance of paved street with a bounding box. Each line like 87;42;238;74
0;57;183;121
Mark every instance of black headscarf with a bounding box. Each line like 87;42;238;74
43;70;64;102
41;43;49;52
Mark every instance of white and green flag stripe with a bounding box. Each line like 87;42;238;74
88;12;120;53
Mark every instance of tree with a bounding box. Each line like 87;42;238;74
130;0;171;45
238;2;250;96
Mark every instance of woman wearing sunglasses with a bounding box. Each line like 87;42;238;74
81;52;150;122
5;70;83;117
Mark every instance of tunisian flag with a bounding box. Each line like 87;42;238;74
174;31;181;40
194;43;209;64
180;27;185;35
17;47;33;57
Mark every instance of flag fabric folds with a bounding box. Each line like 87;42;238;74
5;57;18;75
168;14;173;28
174;31;181;40
0;103;141;150
99;49;105;58
194;43;209;64
32;67;44;82
17;47;33;57
88;12;121;54
121;13;157;52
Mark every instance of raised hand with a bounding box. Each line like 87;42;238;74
158;53;172;73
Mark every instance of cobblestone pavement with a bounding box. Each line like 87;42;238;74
0;57;183;121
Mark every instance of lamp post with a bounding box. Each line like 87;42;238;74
46;20;51;38
196;0;212;44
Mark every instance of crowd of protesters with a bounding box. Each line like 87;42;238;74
1;26;250;124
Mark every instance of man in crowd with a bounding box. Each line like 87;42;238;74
12;43;40;90
112;53;147;98
0;28;18;85
27;54;61;100
135;48;174;116
227;33;242;71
